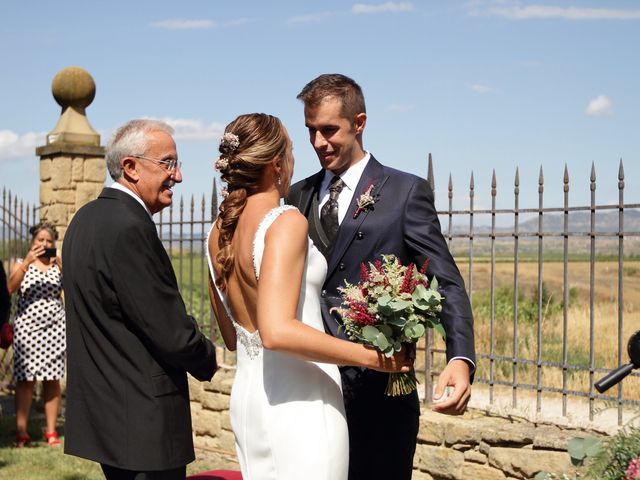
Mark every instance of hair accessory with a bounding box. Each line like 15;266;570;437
220;186;229;198
220;132;240;152
215;157;229;172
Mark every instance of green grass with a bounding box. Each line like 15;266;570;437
0;405;225;479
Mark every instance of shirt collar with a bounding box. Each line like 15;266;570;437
110;182;153;219
322;152;371;192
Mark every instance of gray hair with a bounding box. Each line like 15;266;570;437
105;119;174;180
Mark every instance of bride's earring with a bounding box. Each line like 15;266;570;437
277;175;281;186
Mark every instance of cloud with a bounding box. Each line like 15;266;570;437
223;17;253;27
387;103;415;112
585;95;613;117
468;1;640;20
470;84;493;94
287;12;336;24
0;130;46;162
160;118;225;140
150;19;216;30
352;2;414;14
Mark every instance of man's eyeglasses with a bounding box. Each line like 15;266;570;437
131;155;182;172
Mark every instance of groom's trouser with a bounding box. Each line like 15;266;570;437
341;367;420;480
101;464;186;480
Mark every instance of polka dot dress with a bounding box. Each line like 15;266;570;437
13;263;66;381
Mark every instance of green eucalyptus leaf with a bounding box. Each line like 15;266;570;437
375;332;390;350
386;315;407;327
377;295;392;307
389;298;412;312
434;322;446;339
412;323;425;338
362;326;379;342
378;324;393;338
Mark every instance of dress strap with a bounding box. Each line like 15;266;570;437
205;223;235;322
252;205;298;280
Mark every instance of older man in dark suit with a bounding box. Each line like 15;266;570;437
63;119;217;480
287;74;476;480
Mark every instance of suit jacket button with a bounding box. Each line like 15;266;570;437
357;232;364;240
339;263;345;271
321;290;327;297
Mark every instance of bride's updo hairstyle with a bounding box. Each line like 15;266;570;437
214;113;288;290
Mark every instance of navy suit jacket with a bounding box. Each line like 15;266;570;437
288;156;475;366
63;188;217;470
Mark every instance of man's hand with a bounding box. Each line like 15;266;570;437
431;359;471;415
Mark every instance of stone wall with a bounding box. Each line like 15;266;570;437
190;368;601;479
37;144;105;240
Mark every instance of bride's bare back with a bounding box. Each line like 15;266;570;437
208;199;278;334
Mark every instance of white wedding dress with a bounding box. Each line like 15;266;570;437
206;205;349;480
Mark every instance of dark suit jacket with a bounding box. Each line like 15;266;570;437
62;187;217;471
288;156;475;366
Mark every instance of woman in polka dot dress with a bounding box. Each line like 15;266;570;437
7;222;65;447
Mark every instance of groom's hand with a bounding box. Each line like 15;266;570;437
431;359;471;415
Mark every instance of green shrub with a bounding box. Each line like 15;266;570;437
585;423;640;479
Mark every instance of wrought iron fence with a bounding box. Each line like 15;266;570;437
423;156;640;425
2;157;639;425
0;188;38;389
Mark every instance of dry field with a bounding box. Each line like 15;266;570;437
418;260;640;426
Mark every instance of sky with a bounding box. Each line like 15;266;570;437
1;0;639;221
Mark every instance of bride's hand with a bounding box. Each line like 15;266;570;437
372;346;413;373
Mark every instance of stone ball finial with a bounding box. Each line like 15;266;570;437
51;67;96;109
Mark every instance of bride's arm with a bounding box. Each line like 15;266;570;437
207;275;237;351
257;211;410;373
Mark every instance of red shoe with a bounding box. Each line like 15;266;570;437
44;431;61;447
16;433;31;448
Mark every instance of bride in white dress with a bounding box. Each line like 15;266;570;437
206;113;411;480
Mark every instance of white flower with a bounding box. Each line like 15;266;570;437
220;132;240;152
215;157;229;171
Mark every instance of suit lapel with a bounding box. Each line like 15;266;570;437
327;157;389;277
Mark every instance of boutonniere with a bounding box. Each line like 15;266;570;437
353;182;376;219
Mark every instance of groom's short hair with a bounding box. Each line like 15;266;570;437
297;74;366;120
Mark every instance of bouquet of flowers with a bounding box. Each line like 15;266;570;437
333;254;445;396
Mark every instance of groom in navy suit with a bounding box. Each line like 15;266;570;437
287;74;475;480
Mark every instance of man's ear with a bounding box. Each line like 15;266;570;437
354;112;367;135
121;157;139;182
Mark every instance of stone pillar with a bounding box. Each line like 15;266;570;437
36;67;106;242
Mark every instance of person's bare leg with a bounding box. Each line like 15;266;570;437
15;380;35;441
43;380;61;441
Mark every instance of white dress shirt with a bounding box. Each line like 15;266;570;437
109;182;153;219
317;152;371;224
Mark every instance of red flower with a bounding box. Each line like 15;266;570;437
348;301;376;326
360;263;370;283
400;263;415;294
419;259;430;288
419;258;430;274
